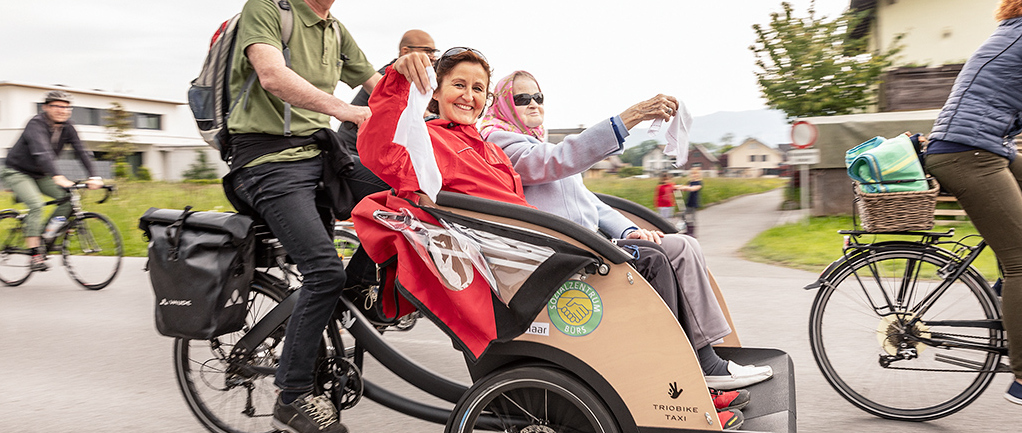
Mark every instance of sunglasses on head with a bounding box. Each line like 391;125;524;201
439;47;488;63
513;92;544;106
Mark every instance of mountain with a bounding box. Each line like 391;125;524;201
622;108;791;149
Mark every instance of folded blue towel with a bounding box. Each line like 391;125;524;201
846;134;928;193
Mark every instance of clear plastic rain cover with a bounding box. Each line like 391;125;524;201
373;209;555;305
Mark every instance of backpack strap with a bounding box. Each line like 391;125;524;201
278;0;294;136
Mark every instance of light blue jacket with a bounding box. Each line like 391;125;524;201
488;118;638;238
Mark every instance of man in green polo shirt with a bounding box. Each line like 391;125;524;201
223;1;385;432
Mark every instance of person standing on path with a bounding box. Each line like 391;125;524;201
680;166;703;237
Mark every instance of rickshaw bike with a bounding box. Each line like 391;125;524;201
150;190;796;432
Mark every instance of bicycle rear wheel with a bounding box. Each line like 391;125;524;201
175;277;286;433
0;212;33;286
61;212;123;290
809;247;1003;421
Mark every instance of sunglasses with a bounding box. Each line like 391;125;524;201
439;47;488;63
513;92;544;106
405;45;439;55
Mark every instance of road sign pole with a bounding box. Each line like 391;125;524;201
801;163;809;224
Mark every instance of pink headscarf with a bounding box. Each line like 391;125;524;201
479;71;546;141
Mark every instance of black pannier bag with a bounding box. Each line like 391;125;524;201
138;207;255;339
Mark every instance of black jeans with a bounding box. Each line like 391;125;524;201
229;156;346;395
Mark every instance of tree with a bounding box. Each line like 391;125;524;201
620;139;660;166
182;150;219;180
719;133;735;147
749;1;901;119
102;102;136;163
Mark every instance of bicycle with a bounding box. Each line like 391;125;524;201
805;227;1009;421
0;183;122;290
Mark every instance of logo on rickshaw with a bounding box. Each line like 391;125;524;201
548;280;602;337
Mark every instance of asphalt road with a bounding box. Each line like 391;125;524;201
1;189;1019;432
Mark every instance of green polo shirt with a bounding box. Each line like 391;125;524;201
227;0;375;138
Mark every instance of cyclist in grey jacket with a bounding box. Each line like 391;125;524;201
1;90;102;271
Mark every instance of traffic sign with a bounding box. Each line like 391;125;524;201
788;148;821;165
791;121;818;149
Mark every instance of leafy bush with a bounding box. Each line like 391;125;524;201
617;166;644;178
114;162;132;179
135;166;152;181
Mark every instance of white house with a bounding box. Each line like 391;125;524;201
0;81;226;181
723;138;784;178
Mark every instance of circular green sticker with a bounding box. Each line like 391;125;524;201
548;280;603;337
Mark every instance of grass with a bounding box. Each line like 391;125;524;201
584;176;787;210
742;216;999;280
0;181;232;258
0;177;787;258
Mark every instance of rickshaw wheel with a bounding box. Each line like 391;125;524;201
447;365;620;433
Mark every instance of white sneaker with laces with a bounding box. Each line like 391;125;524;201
704;361;773;390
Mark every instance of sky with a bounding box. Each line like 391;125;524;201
0;0;852;130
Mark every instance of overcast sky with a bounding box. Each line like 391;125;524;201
0;0;851;129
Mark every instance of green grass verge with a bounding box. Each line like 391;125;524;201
0;177;787;258
741;216;999;280
0;181;232;258
584;176;787;210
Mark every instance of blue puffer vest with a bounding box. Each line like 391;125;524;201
929;17;1022;161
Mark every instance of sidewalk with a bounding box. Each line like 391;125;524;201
696;188;1021;432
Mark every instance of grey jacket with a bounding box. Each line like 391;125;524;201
929;17;1022;160
488;119;636;238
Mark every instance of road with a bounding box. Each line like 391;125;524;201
1;189;1019;432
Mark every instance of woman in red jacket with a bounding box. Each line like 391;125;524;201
358;47;529;207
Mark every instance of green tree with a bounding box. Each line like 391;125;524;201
620;139;660;166
749;1;901;118
102;102;136;163
182;150;219;180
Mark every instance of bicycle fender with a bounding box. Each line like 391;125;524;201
804;241;935;290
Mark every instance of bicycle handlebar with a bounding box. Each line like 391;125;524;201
68;182;116;204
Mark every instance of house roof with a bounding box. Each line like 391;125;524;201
691;143;720;163
0;80;185;105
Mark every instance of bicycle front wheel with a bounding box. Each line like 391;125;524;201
61;212;123;290
809;247;1003;421
447;366;620;433
0;211;33;286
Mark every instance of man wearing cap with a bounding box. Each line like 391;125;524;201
2;90;103;271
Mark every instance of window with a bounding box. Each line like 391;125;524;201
135;113;162;130
749;155;756;162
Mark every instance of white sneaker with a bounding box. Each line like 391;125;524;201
704;361;773;390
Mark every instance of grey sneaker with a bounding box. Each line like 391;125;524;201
272;392;348;433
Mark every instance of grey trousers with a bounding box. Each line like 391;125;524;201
617;234;732;349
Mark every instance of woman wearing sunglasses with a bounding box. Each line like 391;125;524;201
480;70;774;429
357;47;530;206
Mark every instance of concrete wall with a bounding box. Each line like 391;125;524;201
869;0;1000;67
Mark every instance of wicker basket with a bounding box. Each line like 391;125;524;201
853;178;940;232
